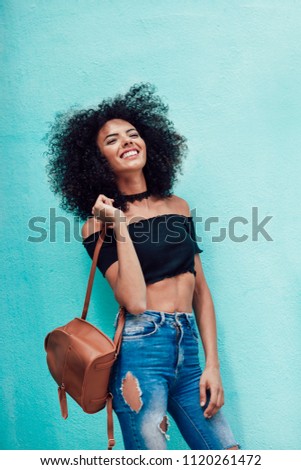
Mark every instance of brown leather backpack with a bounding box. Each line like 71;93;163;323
44;228;125;449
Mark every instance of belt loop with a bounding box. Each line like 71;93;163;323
160;312;165;325
174;311;180;325
187;312;193;327
185;312;192;327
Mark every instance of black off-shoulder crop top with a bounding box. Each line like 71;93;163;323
82;214;203;285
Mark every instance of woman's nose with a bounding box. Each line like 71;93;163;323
121;136;133;147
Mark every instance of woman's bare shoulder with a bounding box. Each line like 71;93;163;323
81;217;103;239
166;194;191;217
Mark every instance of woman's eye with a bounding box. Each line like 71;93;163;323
106;133;139;144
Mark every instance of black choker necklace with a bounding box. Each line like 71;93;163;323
121;190;151;203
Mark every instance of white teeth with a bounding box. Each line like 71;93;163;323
122;150;138;159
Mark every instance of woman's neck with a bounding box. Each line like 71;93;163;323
116;173;147;196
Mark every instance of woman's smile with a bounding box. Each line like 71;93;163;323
120;149;139;159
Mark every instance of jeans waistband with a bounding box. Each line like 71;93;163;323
124;308;194;321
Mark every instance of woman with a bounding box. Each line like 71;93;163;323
47;83;240;450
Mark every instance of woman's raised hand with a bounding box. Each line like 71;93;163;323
92;194;124;227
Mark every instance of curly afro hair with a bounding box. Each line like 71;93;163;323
45;83;188;220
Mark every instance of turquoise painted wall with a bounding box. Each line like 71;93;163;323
1;0;300;450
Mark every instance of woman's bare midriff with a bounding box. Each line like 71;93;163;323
145;271;195;313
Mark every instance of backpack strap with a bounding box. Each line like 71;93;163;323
81;229;106;320
106;393;115;450
107;307;126;449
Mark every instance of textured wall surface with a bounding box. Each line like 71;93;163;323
1;0;301;450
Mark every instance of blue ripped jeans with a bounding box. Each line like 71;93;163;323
109;309;240;450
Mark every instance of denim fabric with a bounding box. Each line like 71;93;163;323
109;309;240;450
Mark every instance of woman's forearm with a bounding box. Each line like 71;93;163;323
113;218;147;314
193;284;220;368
